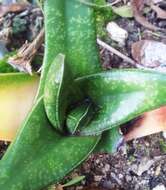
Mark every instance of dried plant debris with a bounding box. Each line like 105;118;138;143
0;2;43;48
8;28;44;74
0;3;28;18
131;40;166;69
150;3;166;19
131;0;163;31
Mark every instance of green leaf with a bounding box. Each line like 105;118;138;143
37;0;101;99
44;53;85;133
44;54;71;132
112;5;133;18
67;101;94;134
95;127;123;154
0;98;100;190
63;176;85;187
76;70;166;135
94;0;116;38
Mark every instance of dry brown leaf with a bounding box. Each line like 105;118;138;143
131;40;166;68
125;106;166;141
151;4;166;19
131;0;161;31
0;3;28;18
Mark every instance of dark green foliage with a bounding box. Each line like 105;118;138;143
0;1;166;190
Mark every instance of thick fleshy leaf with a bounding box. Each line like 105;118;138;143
44;54;84;132
0;1;101;190
0;98;100;190
37;0;100;99
44;54;71;132
95;127;123;154
67;101;94;134
0;73;39;141
36;0;65;98
75;70;166;135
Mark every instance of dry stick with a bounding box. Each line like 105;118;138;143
97;38;136;65
97;38;166;73
8;28;44;74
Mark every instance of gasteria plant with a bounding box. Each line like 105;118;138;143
1;0;166;190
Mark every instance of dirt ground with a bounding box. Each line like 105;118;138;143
0;0;166;190
66;133;166;190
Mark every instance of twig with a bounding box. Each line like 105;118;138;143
97;38;166;73
8;28;44;74
97;38;136;65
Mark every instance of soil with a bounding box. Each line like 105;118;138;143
65;133;166;190
0;1;166;190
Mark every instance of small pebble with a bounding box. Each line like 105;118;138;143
155;165;161;176
106;22;128;46
104;164;110;172
119;174;123;179
152;184;166;190
125;175;132;182
94;175;102;182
